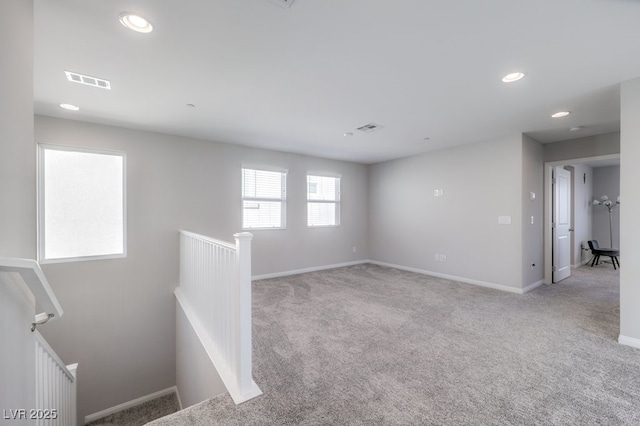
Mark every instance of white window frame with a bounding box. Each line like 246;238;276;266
307;173;341;228
241;167;287;230
37;144;127;264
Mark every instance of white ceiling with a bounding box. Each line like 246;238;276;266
33;0;640;164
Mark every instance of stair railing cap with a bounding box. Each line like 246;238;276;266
234;232;254;241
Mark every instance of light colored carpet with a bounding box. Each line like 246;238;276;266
86;393;179;426
149;263;640;425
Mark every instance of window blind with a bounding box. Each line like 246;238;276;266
242;168;286;229
307;175;340;227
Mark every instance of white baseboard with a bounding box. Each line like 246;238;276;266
368;260;530;295
573;257;592;268
175;386;183;410
618;335;640;350
84;386;179;424
252;260;368;281
522;280;543;294
254;259;544;294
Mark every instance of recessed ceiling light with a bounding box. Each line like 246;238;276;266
552;111;571;118
502;72;525;83
570;126;583;132
60;103;79;111
119;13;153;33
343;132;354;137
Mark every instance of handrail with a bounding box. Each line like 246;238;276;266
0;257;63;324
2;257;77;425
179;230;237;250
177;230;262;404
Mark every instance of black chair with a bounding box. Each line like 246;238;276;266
587;240;620;270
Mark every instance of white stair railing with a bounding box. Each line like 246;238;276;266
1;257;78;426
176;230;262;404
35;331;78;426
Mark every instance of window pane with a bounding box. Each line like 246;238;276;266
42;148;124;260
242;169;285;200
308;202;337;227
307;175;339;201
243;200;283;229
242;168;286;229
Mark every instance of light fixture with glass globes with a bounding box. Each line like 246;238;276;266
592;195;620;248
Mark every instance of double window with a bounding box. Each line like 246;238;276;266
241;169;341;229
38;145;126;263
307;175;340;227
242;168;287;229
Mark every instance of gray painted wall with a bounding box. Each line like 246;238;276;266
369;135;526;291
566;164;593;266
176;301;226;409
0;1;36;421
543;132;620;163
521;135;544;287
34;115;369;420
0;0;35;259
592;166;620;249
620;77;640;342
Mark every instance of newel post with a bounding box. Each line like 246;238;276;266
234;232;253;393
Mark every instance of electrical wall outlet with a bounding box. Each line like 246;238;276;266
352;246;357;253
435;254;447;262
498;215;512;225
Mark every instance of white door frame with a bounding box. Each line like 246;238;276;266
544;154;620;284
552;166;572;282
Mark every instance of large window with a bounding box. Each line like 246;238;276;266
307;174;340;227
38;145;126;263
242;168;287;229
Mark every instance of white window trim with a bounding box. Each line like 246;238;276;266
306;171;342;178
241;167;287;231
37;144;127;264
307;174;341;228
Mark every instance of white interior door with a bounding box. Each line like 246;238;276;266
553;167;572;282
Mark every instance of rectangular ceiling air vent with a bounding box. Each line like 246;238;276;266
65;71;111;90
267;0;296;9
357;123;384;133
